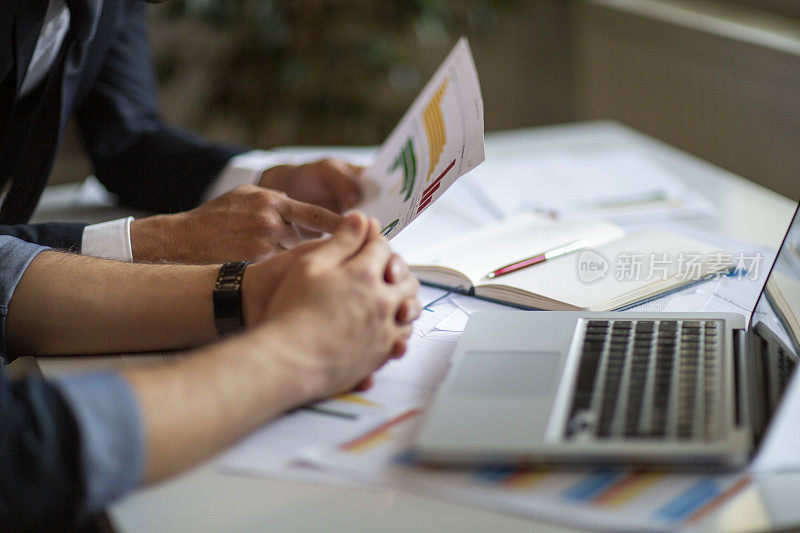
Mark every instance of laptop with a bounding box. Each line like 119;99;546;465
413;205;800;468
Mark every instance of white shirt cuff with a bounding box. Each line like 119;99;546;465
81;217;134;261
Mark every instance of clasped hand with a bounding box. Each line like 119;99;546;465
243;213;422;398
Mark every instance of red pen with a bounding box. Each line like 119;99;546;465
484;239;586;279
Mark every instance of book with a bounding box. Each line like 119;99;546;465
403;214;733;310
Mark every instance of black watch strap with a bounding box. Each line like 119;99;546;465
213;261;250;336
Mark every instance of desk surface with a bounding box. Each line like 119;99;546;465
33;121;798;532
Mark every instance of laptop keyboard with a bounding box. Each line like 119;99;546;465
567;319;723;442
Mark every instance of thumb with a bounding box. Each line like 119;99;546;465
311;212;368;267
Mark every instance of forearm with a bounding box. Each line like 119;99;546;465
6;251;218;355
123;319;320;482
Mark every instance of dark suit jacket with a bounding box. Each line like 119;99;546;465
1;2;247;527
0;0;245;250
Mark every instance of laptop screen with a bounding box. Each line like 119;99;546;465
749;204;800;354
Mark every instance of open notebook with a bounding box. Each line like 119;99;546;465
403;214;733;310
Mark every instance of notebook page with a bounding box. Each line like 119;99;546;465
478;231;732;310
404;214;624;286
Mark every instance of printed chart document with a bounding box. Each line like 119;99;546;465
302;408;753;533
358;38;485;238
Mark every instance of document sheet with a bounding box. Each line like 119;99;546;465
302;409;752;533
461;148;716;224
358;38;485;238
218;284;760;532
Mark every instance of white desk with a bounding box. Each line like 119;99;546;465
32;121;799;532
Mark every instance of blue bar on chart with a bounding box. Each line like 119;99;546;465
655;479;720;522
562;469;623;501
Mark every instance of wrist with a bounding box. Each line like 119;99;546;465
241;318;328;405
130;215;176;263
240;261;274;328
163;263;221;348
266;313;332;401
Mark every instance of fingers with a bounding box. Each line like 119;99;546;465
385;254;410;284
390;324;413;358
391;339;408;359
384;254;420;324
285;237;327;256
396;297;422;323
277;196;344;234
367;217;382;239
350;233;419;324
346;229;393;275
268;218;303;250
317;159;363;210
353;375;374;392
307;212;369;268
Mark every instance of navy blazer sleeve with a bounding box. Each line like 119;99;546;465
0;222;85;251
74;0;245;214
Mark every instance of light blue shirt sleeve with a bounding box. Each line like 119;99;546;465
0;235;49;362
1;235;145;510
52;372;145;511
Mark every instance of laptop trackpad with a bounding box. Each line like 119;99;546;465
450;351;560;397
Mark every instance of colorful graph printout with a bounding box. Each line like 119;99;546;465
389;138;417;202
358;38;485;239
304;409;754;532
423;79;449;182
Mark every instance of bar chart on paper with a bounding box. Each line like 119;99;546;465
359;38;485;239
304;409;753;532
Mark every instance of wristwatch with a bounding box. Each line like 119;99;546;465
213;261;250;336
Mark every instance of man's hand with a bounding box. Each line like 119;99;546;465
130;185;343;263
240;219;420;393
124;215;419;482
239;238;325;325
259;159;364;213
261;213;421;400
241;217;421;335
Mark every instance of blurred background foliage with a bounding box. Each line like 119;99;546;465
149;0;518;148
53;0;800;197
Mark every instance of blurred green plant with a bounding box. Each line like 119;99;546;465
150;0;516;147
